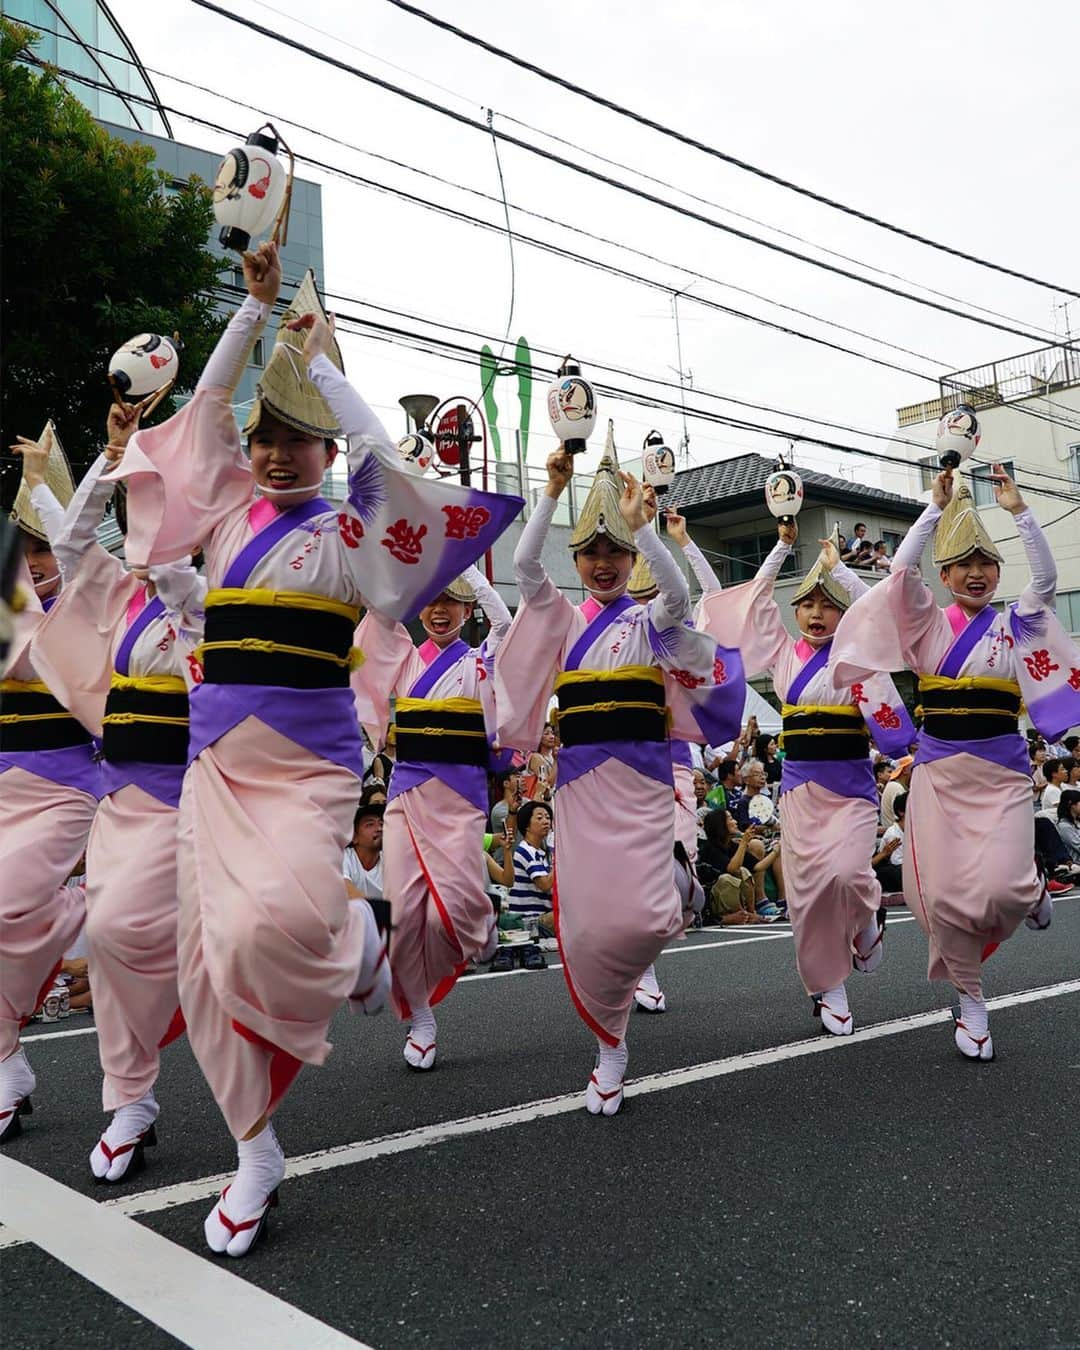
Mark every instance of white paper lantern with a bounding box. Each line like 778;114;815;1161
547;356;597;455
213;126;290;254
108;334;180;399
397;431;435;476
642;430;676;495
764;464;804;522
935;404;980;469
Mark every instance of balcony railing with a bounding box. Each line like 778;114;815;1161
898;344;1080;427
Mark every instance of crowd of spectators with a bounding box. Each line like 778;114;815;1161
838;522;892;572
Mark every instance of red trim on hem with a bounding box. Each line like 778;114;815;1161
553;868;619;1048
980;942;1000;962
403;813;467;1010
158;1006;186;1049
230;1020;302;1120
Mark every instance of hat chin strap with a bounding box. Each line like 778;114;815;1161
948;583;998;608
421;620;465;642
32;573;61;594
255;478;325;499
796;625;832;646
585;582;629;602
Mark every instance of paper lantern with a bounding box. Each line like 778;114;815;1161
213;124;293;254
397;431;435;476
547;356;596;455
108;334;179;400
764;461;804;523
935;404;980;470
642;430;676;495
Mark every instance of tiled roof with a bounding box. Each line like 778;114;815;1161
666;452;921;515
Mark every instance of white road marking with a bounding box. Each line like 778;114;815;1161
21;1023;99;1042
4;976;1075;1251
0;1156;372;1348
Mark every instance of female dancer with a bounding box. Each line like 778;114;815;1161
108;245;516;1253
353;567;512;1070
832;469;1080;1058
701;523;914;1034
496;431;740;1112
0;427;98;1143
31;408;204;1182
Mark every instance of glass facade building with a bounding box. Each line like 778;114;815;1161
2;0;171;134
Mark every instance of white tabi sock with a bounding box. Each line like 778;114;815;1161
403;1005;437;1070
957;992;988;1037
586;1039;628;1116
205;1123;286;1257
818;983;853;1035
90;1089;159;1180
634;964;667;1012
0;1046;35;1111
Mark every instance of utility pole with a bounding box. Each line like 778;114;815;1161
671;285;694;471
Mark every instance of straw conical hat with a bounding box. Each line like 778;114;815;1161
568;420;636;553
243;270;344;438
932;481;1003;567
442;575;477;604
627;551;658;599
11;421;75;542
791;526;850;611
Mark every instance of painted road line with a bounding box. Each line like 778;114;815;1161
0;1155;373;1348
4;976;1075;1248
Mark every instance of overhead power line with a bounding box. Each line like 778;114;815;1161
381;0;1080;300
185;0;1080;349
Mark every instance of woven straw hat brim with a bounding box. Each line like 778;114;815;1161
932;484;1003;567
791;559;850;612
10;421;75;542
568;419;637;554
441;577;477;604
243;270;344;438
627;551;658;598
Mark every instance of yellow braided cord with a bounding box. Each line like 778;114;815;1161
196;638;352;668
109;674;186;693
781;703;860;718
0;679;51;694
396;696;484;716
554;665;663;689
0;711;76;725
102;712;189;728
205;587;359;624
917;675;1021;696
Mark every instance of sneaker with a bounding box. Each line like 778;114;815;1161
490;947;516;973
755;902;783;920
1046;878;1071;895
520;944;547;971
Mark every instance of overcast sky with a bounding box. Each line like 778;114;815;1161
111;0;1079;496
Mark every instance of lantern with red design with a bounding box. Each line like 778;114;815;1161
935;403;980;470
213;123;294;254
764;451;804;525
642;430;676;495
547;356;596;455
108;333;180;414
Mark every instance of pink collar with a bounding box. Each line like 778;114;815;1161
794;637;815;662
945;603;971;637
125;582;149;627
248;498;277;532
579;596;603;621
418;638;441;666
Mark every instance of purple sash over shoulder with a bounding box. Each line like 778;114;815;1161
114;595;165;677
222;497;332;589
786;640;831;705
936;604;996;679
566;595;635;671
409;639;469;699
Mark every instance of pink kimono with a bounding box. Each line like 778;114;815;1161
32;454;204;1112
353;571;511;1017
496;499;743;1045
702;545;914;995
832;504;1080;999
1;501;101;1062
106;298;520;1137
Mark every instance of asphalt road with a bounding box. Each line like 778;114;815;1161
2;896;1078;1350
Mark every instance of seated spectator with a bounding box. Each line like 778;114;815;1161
710;758;742;812
870;541;890;571
874;760;892;798
852;541;875;569
1038;759;1068;816
522;723;557;802
509;800;554;923
1068;759;1080;787
359;781;387;809
489;770;523;861
838;533;855;563
484;823;516;892
733;760;770;829
692;769;711;830
343;798;384;898
754;733;783;785
881;756;913;826
872;791;906;893
697;809;774;924
1055;790;1080;867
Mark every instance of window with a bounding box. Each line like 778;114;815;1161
917;456;938;492
882;530;903;556
970;460;1016;507
724;533;796;584
1057;590;1080;636
249;337;265;368
1068;444;1080;487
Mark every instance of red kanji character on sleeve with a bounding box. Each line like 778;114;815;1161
871;702;902;730
850;681;868;705
1023;649;1059;682
381;518;427;565
670;668;705;691
1067;668;1080;692
712;656;727;685
442;504;492;541
186;652;204;685
338;513;364;549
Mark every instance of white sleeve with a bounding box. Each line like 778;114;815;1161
636;526;691;625
307;354;397;455
27;485;67;545
196;295;270;395
50;454;115;579
149;562;207;630
831;559;870;602
1013;508;1056;607
682;539;722;595
463;564;513;647
891;503;941;572
513;495;557;601
755;540;792;582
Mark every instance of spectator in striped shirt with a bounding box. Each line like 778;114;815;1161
509;800;554;919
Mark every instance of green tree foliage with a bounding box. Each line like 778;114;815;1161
0;20;225;501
